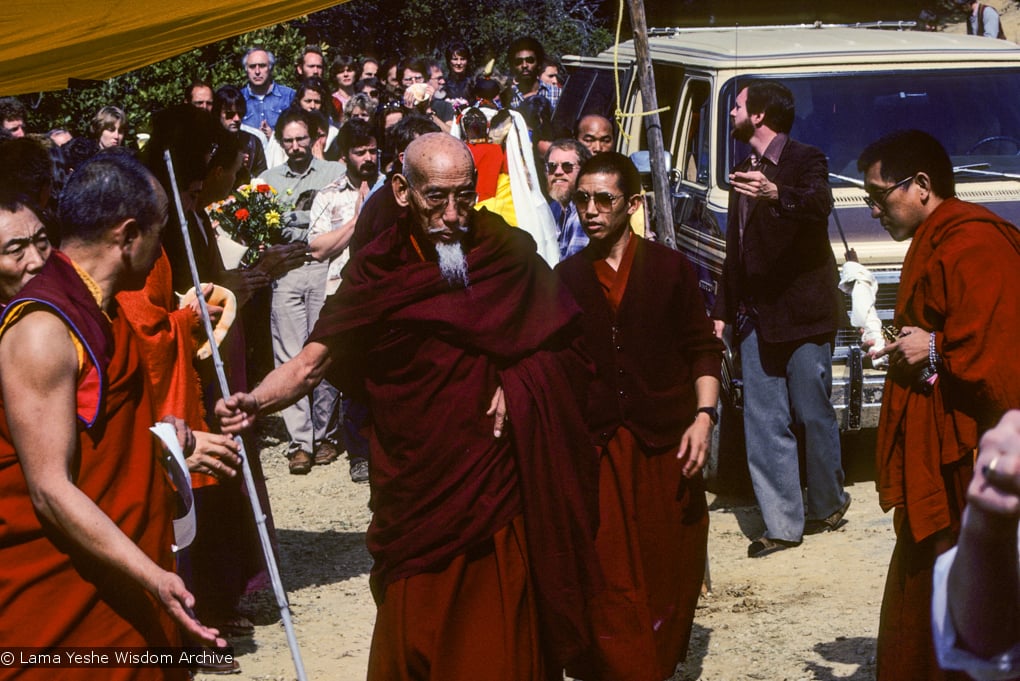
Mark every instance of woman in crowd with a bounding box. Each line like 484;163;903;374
345;93;377;124
444;42;475;103
90;105;128;149
330;54;358;119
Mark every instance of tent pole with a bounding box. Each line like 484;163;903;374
626;0;677;250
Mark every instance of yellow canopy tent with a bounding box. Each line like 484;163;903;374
0;0;347;96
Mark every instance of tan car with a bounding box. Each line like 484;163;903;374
558;25;1020;479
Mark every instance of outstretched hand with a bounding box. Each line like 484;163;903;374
252;243;309;279
154;570;226;648
215;393;259;435
729;170;778;201
187;431;242;479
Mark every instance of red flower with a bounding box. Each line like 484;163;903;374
234;208;250;221
256;184;271;193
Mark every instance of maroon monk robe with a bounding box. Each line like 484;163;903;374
0;251;185;681
367;515;549;680
308;207;602;668
875;197;1020;681
557;234;719;681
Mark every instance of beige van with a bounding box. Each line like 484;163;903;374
558;25;1020;472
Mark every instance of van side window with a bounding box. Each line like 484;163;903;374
679;80;711;185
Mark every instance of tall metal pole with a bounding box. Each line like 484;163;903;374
626;0;677;250
163;151;309;681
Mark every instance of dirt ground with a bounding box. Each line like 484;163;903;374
194;418;895;681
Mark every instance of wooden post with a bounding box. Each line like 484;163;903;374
626;0;676;250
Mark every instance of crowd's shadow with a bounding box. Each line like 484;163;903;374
276;528;371;592
235;528;369;630
708;494;765;540
804;636;877;681
676;622;711;680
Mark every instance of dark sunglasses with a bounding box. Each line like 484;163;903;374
546;161;575;174
863;174;915;210
514;56;537;66
572;190;624;213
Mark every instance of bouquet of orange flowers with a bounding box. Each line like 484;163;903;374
207;180;287;266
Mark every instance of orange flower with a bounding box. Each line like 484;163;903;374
234;208;250;220
256;184;271;193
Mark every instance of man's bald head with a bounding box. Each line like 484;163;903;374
396;133;478;259
402;133;475;187
576;114;615;155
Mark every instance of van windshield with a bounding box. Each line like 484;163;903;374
722;70;1020;186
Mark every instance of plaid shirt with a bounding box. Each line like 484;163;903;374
507;81;562;112
549;200;589;261
308;174;384;293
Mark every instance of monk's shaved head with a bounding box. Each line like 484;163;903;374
403;133;475;187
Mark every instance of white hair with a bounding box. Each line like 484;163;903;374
242;47;276;70
435;240;469;288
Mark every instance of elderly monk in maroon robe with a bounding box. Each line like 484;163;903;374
217;132;601;679
0;155;224;681
555;153;722;681
857;130;1020;681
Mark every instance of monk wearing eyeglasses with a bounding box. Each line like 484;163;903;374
217;133;602;680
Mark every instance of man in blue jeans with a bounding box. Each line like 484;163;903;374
712;80;850;557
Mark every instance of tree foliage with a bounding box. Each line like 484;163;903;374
27;24;307;138
21;0;611;139
18;0;1000;137
304;0;612;68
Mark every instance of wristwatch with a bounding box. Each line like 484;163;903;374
696;406;719;425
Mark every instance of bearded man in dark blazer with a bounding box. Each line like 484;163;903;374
711;80;850;558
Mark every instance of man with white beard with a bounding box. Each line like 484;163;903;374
216;132;602;679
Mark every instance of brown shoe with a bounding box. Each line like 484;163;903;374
804;493;852;535
314;440;341;466
288;450;313;475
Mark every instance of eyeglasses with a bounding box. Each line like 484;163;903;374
514;56;537;66
864;175;915;209
572;190;624;213
364;89;380;98
402;74;425;84
546;161;576;175
411;185;478;211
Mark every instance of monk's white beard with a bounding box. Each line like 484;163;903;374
435;240;469;288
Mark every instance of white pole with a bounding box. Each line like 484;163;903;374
163;150;309;681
